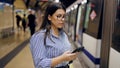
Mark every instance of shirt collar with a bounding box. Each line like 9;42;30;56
50;29;64;39
40;29;64;39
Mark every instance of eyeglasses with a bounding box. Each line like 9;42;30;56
56;14;66;21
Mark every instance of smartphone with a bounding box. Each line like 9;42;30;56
69;47;84;64
72;47;84;53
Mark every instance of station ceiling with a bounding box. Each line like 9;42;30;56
0;0;76;10
60;0;76;8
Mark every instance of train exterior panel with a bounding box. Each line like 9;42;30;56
82;33;101;68
83;33;101;58
109;48;120;68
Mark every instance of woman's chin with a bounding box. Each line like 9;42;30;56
59;25;64;28
58;27;63;29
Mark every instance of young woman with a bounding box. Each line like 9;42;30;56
30;2;77;68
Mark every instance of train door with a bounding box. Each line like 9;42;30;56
100;0;120;68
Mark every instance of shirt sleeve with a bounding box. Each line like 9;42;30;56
30;33;52;68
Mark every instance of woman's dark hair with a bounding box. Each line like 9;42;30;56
40;2;66;45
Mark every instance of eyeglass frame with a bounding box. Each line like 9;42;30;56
56;14;66;21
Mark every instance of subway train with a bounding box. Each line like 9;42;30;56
64;0;120;68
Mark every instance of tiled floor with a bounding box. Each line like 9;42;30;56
5;44;34;68
0;30;30;59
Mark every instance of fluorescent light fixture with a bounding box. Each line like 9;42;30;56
55;0;59;2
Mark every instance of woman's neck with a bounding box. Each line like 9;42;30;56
51;26;59;37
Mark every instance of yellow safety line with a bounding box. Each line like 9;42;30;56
69;64;73;68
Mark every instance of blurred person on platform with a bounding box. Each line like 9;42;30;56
27;10;36;36
16;12;22;30
30;2;78;68
22;14;27;33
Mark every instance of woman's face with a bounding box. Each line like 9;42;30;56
48;9;66;29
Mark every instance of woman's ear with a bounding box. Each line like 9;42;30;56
48;15;51;20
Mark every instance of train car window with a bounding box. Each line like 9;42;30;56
70;9;77;26
83;0;103;39
112;0;120;52
64;12;70;32
69;8;78;40
84;3;91;29
77;4;87;45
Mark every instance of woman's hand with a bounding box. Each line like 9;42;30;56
60;51;78;61
51;51;78;67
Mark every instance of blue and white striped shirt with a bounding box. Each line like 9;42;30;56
30;29;72;68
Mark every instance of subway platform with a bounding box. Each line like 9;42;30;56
0;29;84;68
